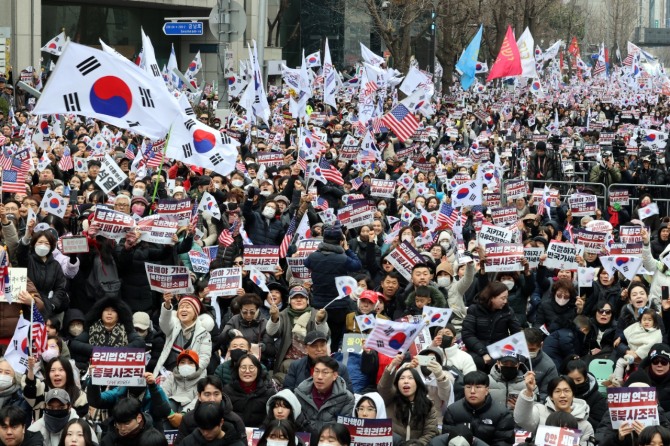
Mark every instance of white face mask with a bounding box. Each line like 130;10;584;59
41;347;59;363
402;235;412;242
528;351;538;359
415;203;423;210
262;206;276;219
178;365;196;376
437;277;451;288
132;188;145;197
0;375;13;390
260;190;272;197
35;245;50;257
231;180;244;188
378;205;387;212
267;441;288;446
69;323;84;337
501;280;514;291
556;297;570;306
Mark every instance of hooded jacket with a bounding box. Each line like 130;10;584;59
352;392;387;418
513;392;594;445
180;421;246;446
441;344;477;376
642;243;670;308
533;296;578;334
28;408;97;446
16;241;69;318
174;396;246;446
304;243;363;309
266;389;312;432
488;364;529;407
403;285;447;316
576;373;607;428
294;376;355;436
160;365;207;407
462;303;522;358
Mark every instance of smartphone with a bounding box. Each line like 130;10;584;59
416;355;434;366
663;286;669;301
440;336;454;349
69;189;79;205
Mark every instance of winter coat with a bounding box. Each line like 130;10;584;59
440;262;475;334
28;408;96;446
69;327;146;369
528;153;556;182
180;421;246;446
21;375;88;419
0;385;33;427
441;344;477;376
219;314;276;367
513;392;594;446
100;413;157;446
283;356;353;392
266;309;329;372
160;366;206;407
86;382;171;424
377;367;441;445
142;328;166;373
594;401;670;445
576;373;608;429
304;242;362;309
583;279;622;317
589;163;621;188
242;199;285;246
224;376;276;428
294;377;355;436
11;430;43;446
267;389;312;433
642;243;670;308
115;242;172;312
442;395;515;446
461;303;522;358
488;366;528;408
533;297;578;334
153;304;213;375
623;323;662;359
174;396;246;446
643;366;670;412
16;241;69;318
403;285;447;313
529;351;559;402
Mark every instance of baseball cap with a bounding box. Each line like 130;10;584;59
45;388;70;405
288;286;309;300
304;331;328;345
499;352;520;364
177;349;200;367
132;312;150;331
359;290;380;305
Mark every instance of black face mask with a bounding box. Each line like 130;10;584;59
43;409;70;433
229;349;247;364
574;380;589;395
500;366;518;381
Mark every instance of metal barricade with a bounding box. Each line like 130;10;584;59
502;179;608;211
607;183;670;221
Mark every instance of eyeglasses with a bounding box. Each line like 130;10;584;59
313;369;334;376
464;385;487;391
356;406;377;413
552;388;573;395
233;261;244;266
652;358;670;366
239;365;257;372
597;309;612;315
240;310;256;315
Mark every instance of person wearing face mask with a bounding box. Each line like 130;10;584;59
257;420;297;446
523;328;558;402
563;358;607;429
487;353;530;410
242;188;286;246
131;180;147;199
28;390;96;446
133;312;165;374
533;279;578;335
434;260;473;335
130;197;148;218
62;310;85;345
415;348;454;414
161;350;206;414
0;360;32;427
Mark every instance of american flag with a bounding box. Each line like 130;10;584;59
190;205;199;228
319;157;344;185
31;305;48;357
296;150;307;172
218;228;234;247
313;196;329;211
381;104;419;142
436;203;458;229
125;144;136;160
370;117;388;134
565;221;573;241
58;148;74;171
142;141;164;168
1;170;26;193
350;177;364;191
623;53;634;66
235;161;247;173
278;215;298;259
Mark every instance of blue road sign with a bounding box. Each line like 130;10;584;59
163;22;204;36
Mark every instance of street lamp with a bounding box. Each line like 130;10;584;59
429;0;437;75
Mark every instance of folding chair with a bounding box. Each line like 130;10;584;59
589;359;614;395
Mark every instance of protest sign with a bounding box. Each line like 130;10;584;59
156;199;193;226
609;243;643;255
243;245;279;272
607;387;659;429
336;417;393;446
164;430;178;446
208;267;242;298
574;229;607;254
296;239;321;256
137;214;179;244
609;189;629;206
370;179;396;198
544;241;578;270
91;207;135;240
491;206;518;227
91;347;145;386
568;194;597;217
96;154;127;194
386;241;424;281
619;226;643;244
483;191;501;207
3;268;27;303
60;236;89;254
504;179;527;200
584;144;600;157
287;256;311;281
338;200;375;228
478;223;513;246
255;152;285;168
145;263;194;294
533;426;581;446
484;243;524;272
342;333;364;365
188;250;211;274
524;247;544;269
585;219;613;234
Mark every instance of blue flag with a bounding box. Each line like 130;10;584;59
456;25;483;91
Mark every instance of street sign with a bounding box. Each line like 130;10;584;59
163;22;204;36
208;1;246;42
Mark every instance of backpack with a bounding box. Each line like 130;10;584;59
85;255;121;299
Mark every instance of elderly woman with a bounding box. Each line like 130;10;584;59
265;286;327;385
153;294;213;375
69;298;146;373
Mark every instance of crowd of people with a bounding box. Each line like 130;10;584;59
1;43;670;446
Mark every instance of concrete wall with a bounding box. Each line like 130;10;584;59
3;0;41;78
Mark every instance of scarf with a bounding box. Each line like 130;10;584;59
89;320;128;347
286;306;311;325
0;383;19;409
239;380;257;394
607;206;619;227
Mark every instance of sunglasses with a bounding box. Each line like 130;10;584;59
652;357;670;366
597;309;612;315
233;261;244;266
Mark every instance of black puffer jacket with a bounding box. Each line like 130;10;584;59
583;280;622;317
174;396;247;446
115;241;173;312
16;242;69;318
442;395;515;446
242;199;285;245
223;376;276;429
577;373;608;428
304;242;362;309
462;303;522;357
533;296;577;333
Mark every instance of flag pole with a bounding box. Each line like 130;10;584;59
150;125;173;210
28;302;33;358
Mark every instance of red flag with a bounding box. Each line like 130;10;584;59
568;37;581;58
487;26;522;81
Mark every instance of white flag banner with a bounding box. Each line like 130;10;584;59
323;39;337;109
360;43;385;67
33;42;180;139
422;306;452;328
4;314;30;374
364;318;424;357
486;331;531;360
335;276;359;298
198;192;221;220
41;32;67;56
516;27;539;78
305;51;321;68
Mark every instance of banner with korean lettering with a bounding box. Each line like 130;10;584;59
188;250;211;274
478;223;513;246
568;194;597;217
91;347;145;386
137;214;179;244
208;267;242;297
296;239;321;256
533;426;581;446
386;241;424;281
544;241;579;270
607;387;659;429
619;226;643;244
364;318;424;357
505;179;527;200
145;264;194;294
491;206;517;227
524;247;544;269
96;154;128;194
370;179;395;198
287;257;311;281
157;198;193;226
243;245;279;272
91;207;136;240
336;417;393;446
338;200;375;228
484;243;524;272
574;229;607;254
610;189;629;206
256;152;285;168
